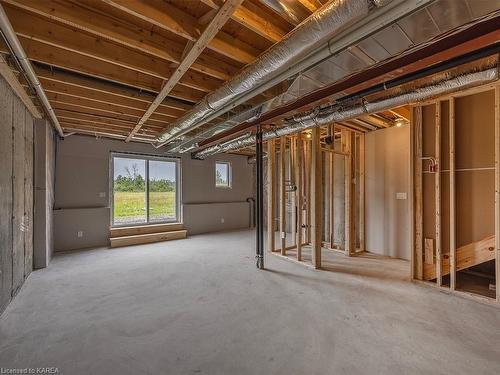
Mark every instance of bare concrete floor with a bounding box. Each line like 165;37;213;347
1;229;499;374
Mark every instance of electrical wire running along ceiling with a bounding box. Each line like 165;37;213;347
171;0;500;154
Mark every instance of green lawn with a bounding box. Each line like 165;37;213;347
113;191;176;224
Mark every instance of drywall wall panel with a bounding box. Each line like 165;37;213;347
54;208;110;251
183;202;250;235
54;135;254;251
12;99;25;296
365;124;410;260
0;77;13;311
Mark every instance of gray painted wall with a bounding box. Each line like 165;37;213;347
54;135;254;251
0;76;34;314
365;125;411;260
34;119;55;268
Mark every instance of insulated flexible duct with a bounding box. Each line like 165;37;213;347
156;0;390;146
194;67;498;159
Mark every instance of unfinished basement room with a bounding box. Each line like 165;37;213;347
1;0;500;374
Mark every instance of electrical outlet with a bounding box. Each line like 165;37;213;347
396;192;407;200
221;218;225;223
99;192;106;198
77;231;83;238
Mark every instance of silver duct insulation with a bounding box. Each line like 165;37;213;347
157;0;388;145
194;67;498;159
0;4;63;136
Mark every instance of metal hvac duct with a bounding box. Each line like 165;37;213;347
193;67;498;159
0;4;63;136
156;0;391;146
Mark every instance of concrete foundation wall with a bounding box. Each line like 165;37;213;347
0;76;35;313
54;135;254;251
365;124;411;260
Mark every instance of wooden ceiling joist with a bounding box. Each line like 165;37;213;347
3;0;242;79
34;66;191;113
51;101;165;127
39;79;184;119
126;0;244;141
199;0;291;43
55;110;163;131
99;0;260;64
44;91;174;123
4;6;225;93
0;38;207;103
60;125;155;142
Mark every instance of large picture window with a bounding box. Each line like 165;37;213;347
111;154;180;226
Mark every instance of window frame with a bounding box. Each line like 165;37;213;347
215;161;232;189
110;152;182;227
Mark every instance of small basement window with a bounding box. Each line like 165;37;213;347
215;161;231;188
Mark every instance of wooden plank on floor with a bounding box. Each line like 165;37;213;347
424;235;495;280
109;230;187;248
12;98;26;296
267;139;276;252
110;223;184;238
24;110;33;279
311;127;322;268
0;78;14;312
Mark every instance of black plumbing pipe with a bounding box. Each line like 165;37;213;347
246;197;256;228
255;123;264;269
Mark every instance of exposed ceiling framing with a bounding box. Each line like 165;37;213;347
0;0;498;148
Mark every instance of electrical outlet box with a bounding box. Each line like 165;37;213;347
396;192;407;200
220;218;225;223
77;231;83;238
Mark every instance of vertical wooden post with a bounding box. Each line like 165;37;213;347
311;127;322;268
329;127;335;249
495;86;500;302
344;130;356;256
267;139;275;253
449;98;456;290
414;106;424;280
296;133;303;260
305;137;311;244
290;136;297;247
279;136;286;255
359;133;365;252
435;103;442;287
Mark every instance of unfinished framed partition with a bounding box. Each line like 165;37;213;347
266;125;365;269
412;83;500;305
